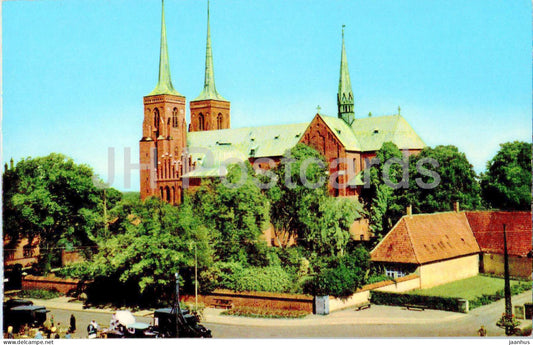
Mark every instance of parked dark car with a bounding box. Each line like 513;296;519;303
103;311;157;338
153;308;211;338
3;299;49;332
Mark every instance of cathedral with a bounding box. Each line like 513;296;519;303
139;1;425;208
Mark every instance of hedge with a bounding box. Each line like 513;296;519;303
222;306;309;319
370;291;462;312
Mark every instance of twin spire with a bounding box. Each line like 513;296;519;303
149;2;354;121
149;0;225;101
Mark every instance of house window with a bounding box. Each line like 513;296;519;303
198;113;205;131
385;266;406;279
172;108;178;128
23;245;35;258
217;113;223;129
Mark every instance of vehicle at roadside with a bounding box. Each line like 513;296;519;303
153;307;211;338
3;299;49;332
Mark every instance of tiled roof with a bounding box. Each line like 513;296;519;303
465;211;532;257
370;212;480;264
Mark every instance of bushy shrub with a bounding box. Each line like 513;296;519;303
370;291;461;312
213;262;245;291
55;262;91;279
303;247;370;298
233;266;293;293
18;289;61;300
222;306;308;319
367;274;393;285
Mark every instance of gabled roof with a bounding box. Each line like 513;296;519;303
185;113;425;177
352;115;425;152
465;211;532;257
370;212;480;264
319;115;361;151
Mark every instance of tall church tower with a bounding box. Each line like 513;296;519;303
337;25;355;125
189;0;230;132
140;0;187;204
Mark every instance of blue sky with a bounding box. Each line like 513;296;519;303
3;0;531;191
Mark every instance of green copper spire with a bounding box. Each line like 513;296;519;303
337;25;354;125
148;0;182;96
193;0;226;101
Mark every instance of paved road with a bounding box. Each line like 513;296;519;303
40;291;532;338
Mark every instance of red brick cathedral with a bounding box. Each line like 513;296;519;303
140;1;425;205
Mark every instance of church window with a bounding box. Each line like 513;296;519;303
153;108;160;137
217;113;223;129
165;186;170;202
198;113;205;130
172;108;178;128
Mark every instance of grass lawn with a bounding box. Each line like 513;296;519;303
409;275;523;300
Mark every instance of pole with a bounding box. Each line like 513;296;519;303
175;272;180;338
503;224;513;335
195;243;198;310
103;189;108;238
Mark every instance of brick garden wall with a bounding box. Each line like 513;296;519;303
22;275;84;295
180;289;315;313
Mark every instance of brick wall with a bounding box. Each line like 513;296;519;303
22;275;85;295
180;289;314;313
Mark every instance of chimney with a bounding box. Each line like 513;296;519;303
406;205;412;217
453;201;460;212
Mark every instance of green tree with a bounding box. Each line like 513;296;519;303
405;145;482;213
2;154;118;272
306;197;362;257
360;142;407;241
190;163;270;265
481;141;532;210
267;143;329;246
268;144;362;257
72;196;216;306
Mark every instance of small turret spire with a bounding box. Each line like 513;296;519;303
194;0;226;101
337;25;355;125
148;0;181;96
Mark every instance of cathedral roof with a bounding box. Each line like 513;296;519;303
184;112;424;178
184;122;308;177
351;114;426;152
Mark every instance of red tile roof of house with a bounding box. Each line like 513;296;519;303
465;211;532;257
370;212;480;264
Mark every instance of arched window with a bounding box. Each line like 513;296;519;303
198;113;205;131
153;108;160;137
217;113;223;129
165;186;170;203
172;108;178;128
